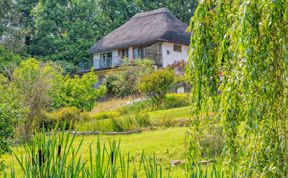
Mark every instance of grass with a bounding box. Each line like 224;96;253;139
149;106;191;123
77;106;192;132
90;96;143;115
3;128;194;177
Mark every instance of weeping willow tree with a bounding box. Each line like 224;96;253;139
188;0;287;177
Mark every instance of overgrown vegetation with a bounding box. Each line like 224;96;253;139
0;75;27;171
139;69;175;107
3;129;222;178
0;0;286;177
52;71;106;111
105;59;154;97
0;58;105;142
0;0;198;66
188;0;287;176
77;100;192;132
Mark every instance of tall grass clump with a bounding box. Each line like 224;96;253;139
8;129;85;177
4;129;224;178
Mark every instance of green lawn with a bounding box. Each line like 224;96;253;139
3;127;190;177
149;106;191;122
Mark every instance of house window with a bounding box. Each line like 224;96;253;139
100;52;112;60
119;48;128;58
173;44;182;52
100;52;112;67
133;47;144;59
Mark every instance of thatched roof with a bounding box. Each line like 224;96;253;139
89;8;190;54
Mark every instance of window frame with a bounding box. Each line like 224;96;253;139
173;44;182;52
133;47;144;59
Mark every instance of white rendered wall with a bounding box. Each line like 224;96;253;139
161;42;189;67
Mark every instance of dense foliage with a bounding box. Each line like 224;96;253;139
0;46;22;77
139;69;175;106
0;0;198;67
188;0;287;177
52;71;106;111
0;58;105;141
0;75;27;170
13;58;61;139
105;59;154;97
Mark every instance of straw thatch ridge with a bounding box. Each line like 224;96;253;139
89;8;190;54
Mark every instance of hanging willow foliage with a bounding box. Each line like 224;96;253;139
188;0;287;177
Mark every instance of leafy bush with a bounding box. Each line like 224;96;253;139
0;75;27;171
52;71;106;111
104;59;154;97
12;58;62;140
163;93;191;109
79;112;92;122
48;107;81;130
54;60;78;75
139;69;175;106
0;45;22;76
167;59;187;75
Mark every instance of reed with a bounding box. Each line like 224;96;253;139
4;128;222;178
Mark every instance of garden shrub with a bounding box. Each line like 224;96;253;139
0;75;27;171
49;107;81;130
52;71;106;111
80;112;92;121
37;112;58;131
158;116;191;128
139;69;175;107
77;119;112;132
123;113;151;129
0;45;22;76
174;118;192;127
13;58;62;139
104;59;154;97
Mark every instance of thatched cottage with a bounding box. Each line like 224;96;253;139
88;8;190;70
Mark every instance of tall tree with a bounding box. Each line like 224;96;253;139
1;0;198;69
0;45;22;78
29;0;108;63
135;0;198;24
188;0;287;177
0;0;24;52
